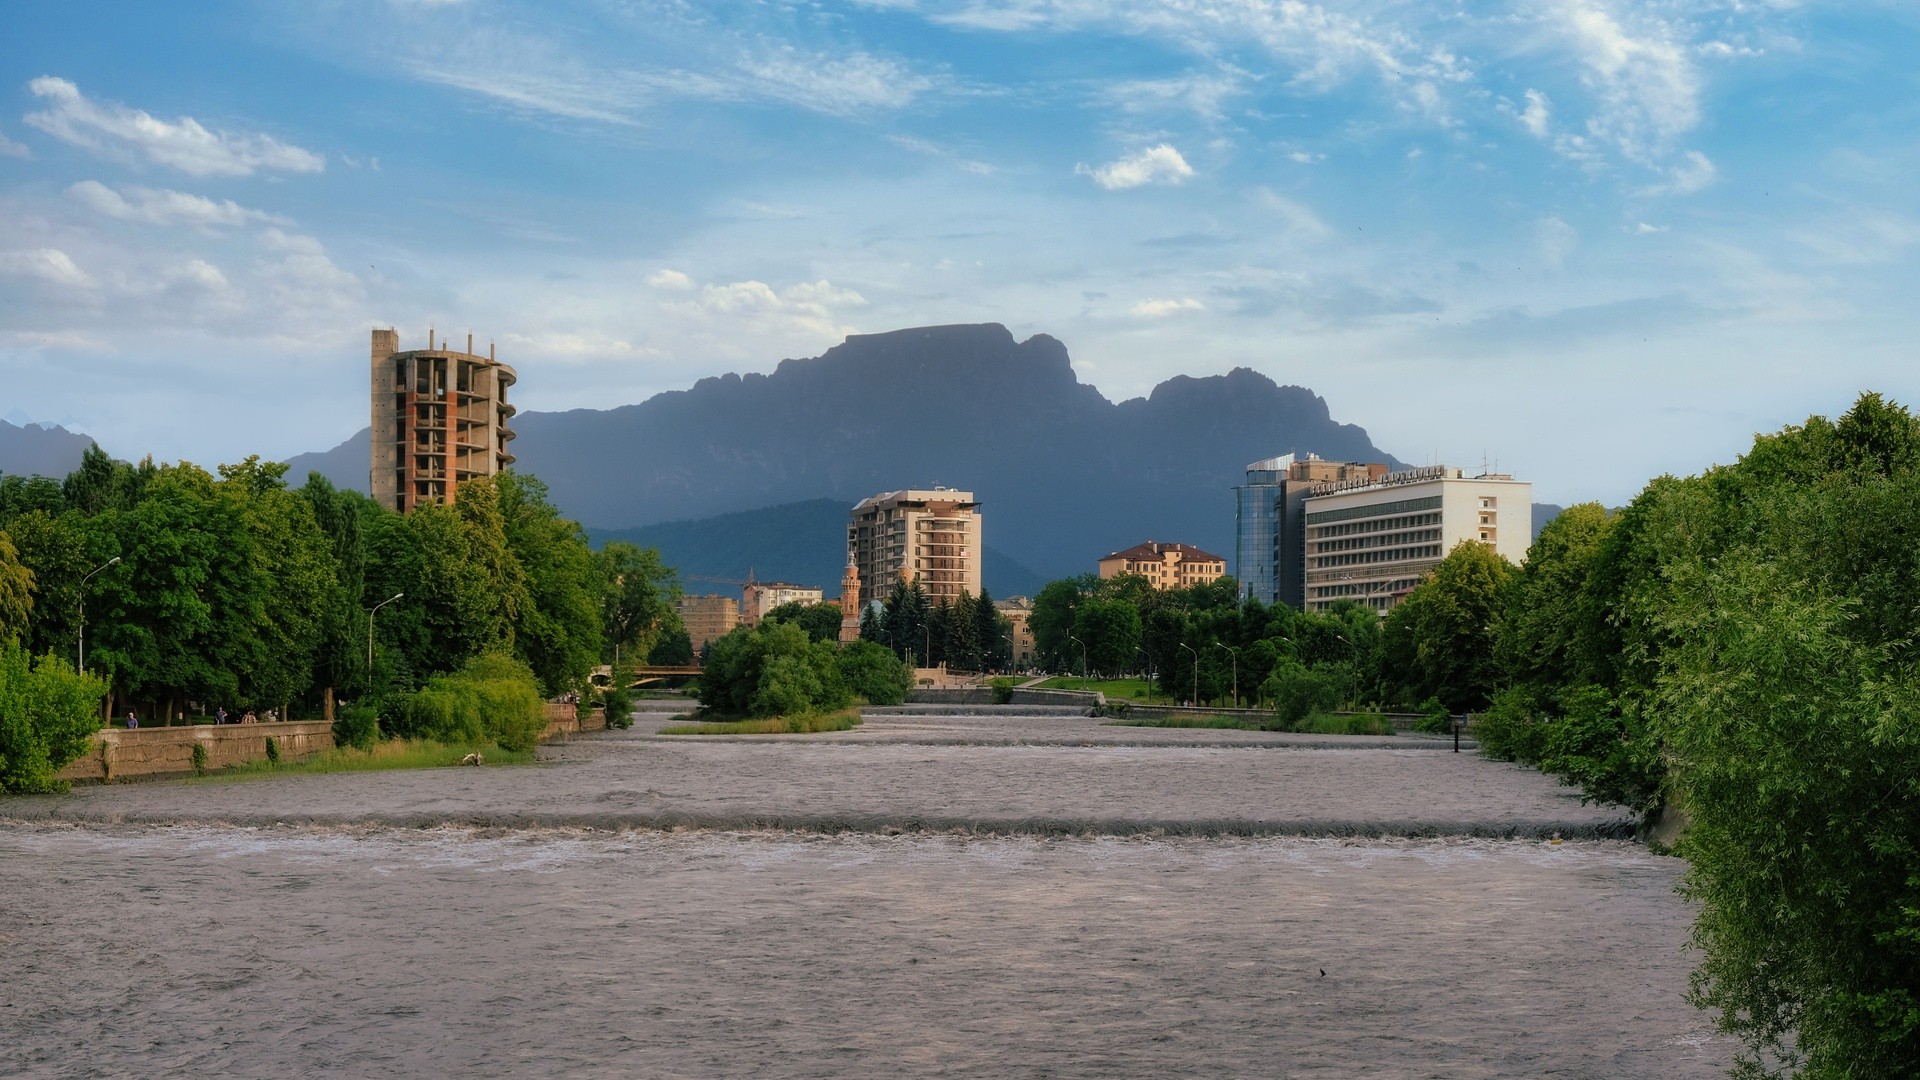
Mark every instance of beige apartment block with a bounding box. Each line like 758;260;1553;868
848;488;983;604
1097;541;1229;590
370;328;516;512
740;576;825;626
1300;466;1532;614
678;594;740;653
994;596;1035;665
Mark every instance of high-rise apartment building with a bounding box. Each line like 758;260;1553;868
1300;466;1531;614
1097;541;1228;590
848;488;983;604
677;594;740;653
1234;454;1387;608
370;328;516;513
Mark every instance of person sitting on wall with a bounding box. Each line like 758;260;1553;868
242;710;257;724
125;710;138;730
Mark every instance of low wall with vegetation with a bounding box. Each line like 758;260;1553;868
907;687;1103;709
56;721;335;783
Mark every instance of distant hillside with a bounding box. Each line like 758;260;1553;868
1531;503;1564;545
293;322;1404;580
0;420;96;480
587;498;1047;600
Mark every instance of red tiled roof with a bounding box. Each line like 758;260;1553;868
1099;540;1227;564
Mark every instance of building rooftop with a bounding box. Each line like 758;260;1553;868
1100;540;1228;564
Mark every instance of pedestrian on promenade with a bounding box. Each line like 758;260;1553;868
125;710;138;730
216;707;227;725
243;709;256;724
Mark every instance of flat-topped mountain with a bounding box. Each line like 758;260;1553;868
291;323;1402;580
0;419;96;481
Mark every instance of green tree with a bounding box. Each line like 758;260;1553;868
1073;597;1141;677
598;540;679;663
0;530;32;645
1378;540;1516;712
1029;578;1083;670
496;473;604;696
837;639;911;705
765;600;842;644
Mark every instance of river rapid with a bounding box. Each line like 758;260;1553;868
1;714;1729;1077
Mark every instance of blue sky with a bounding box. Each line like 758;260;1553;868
1;0;1916;507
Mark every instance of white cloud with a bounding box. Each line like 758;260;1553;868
0;248;93;289
659;276;867;340
1250;187;1333;240
645;268;695;290
1287;150;1324;164
24;77;324;177
1130;297;1205;317
1557;2;1699;163
66;180;283;229
1536;215;1579;268
1516;89;1551;138
0;126;31;160
1632;222;1667;234
1080;144;1194;190
1639;150;1717;196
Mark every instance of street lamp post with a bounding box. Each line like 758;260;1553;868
1334;632;1359;708
1003;630;1017;673
368;592;405;675
1067;633;1087;683
1179;642;1198;707
1216;643;1240;709
77;556;121;675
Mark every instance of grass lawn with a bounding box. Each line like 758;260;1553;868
659;708;863;736
1033;677;1173;702
190;738;537;782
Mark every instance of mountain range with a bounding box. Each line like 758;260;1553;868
289;323;1403;581
0;419;96;481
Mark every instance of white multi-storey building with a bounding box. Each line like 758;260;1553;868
1300;466;1531;614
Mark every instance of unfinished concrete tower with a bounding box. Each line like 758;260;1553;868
370;328;516;512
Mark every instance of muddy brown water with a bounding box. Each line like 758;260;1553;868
1;711;1730;1077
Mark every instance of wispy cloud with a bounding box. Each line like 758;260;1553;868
66;180;285;229
1556;2;1698;163
0;125;31;160
1080;144;1193;189
888;133;996;174
1130;297;1204;317
0;248;93;289
24;77;324;177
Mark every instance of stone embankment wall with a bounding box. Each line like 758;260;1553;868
56;722;336;784
906;687;1104;710
539;701;581;742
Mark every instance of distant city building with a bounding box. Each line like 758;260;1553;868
1097;541;1228;591
369;328;516;513
994;596;1035;665
1234;454;1387;608
677;594;739;653
1301;466;1532;614
838;558;862;645
739;574;825;626
848;487;983;604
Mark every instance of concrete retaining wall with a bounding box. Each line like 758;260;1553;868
56;721;336;783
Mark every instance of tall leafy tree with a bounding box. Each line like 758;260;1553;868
597;540;679;665
0;530;33;645
496;473;604;696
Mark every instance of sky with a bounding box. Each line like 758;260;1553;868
1;0;1916;508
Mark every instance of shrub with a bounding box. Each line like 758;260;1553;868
1472;686;1547;763
601;679;634;730
0;644;108;794
698;621;852;718
333;704;380;751
1262;660;1344;727
988;676;1015;705
190;741;208;776
1414;696;1452;734
264;736;281;764
384;652;544;752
